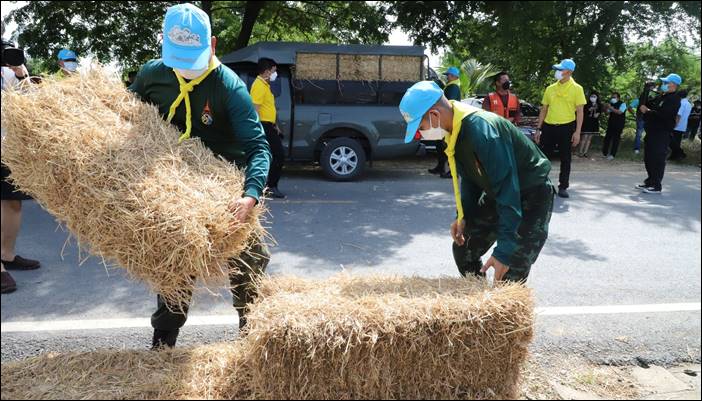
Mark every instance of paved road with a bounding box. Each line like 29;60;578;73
2;157;700;365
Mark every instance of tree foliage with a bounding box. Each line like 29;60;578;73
394;1;701;102
3;0;700;98
4;1;392;73
440;53;500;97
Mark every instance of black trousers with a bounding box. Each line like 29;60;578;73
602;123;625;157
433;140;448;170
669;130;687;160
540;122;576;190
262;122;285;188
151;237;270;332
643;128;671;191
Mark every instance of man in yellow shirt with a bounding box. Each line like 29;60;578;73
535;58;585;199
250;58;285;199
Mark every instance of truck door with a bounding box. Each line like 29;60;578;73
273;66;293;158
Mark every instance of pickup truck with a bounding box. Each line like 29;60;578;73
221;42;438;181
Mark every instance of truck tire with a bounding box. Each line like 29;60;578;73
320;137;366;181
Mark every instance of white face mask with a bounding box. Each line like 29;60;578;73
175;66;208;80
63;62;78;72
269;71;278;82
419;113;449;141
554;70;564;80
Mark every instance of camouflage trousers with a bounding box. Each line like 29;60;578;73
151;236;270;331
452;182;555;282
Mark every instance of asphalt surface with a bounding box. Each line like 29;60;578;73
2;157;700;366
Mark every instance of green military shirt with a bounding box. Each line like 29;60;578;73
449;101;551;265
129;59;271;201
444;80;462;101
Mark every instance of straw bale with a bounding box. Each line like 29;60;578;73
0;66;265;307
244;274;534;399
0;274;533;400
295;52;338;80
295;53;422;82
339;54;380;81
0;344;250;400
382;55;423;82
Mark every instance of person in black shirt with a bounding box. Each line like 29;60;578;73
636;73;683;194
579;91;602;158
602;92;627;160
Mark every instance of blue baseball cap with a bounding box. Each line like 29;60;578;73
399;81;444;143
57;49;77;61
443;66;460;77
552;58;576;71
162;3;212;70
660;73;682;86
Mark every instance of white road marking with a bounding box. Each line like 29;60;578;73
1;303;699;333
535;302;701;316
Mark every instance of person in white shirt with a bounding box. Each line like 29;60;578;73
669;90;691;161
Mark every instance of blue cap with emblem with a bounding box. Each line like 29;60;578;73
552;58;576;71
162;3;211;70
57;49;77;61
399;81;444;143
659;73;682;86
443;66;460;77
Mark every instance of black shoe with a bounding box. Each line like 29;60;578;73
265;187;286;199
440;171;452;179
428;166;442;175
151;328;179;350
2;256;40;271
642;187;662;194
635;183;648;190
557;188;570;198
1;271;17;294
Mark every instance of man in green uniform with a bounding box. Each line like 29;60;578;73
129;3;272;348
400;81;554;282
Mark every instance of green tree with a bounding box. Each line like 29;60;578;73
441;53;499;97
392;1;701;103
4;1;393;73
609;38;701;101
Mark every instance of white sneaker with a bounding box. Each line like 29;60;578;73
607;155;615;161
643;187;662;194
634;150;640;155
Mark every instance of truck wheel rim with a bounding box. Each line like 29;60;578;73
329;146;358;176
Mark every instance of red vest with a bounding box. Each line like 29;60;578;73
487;92;519;122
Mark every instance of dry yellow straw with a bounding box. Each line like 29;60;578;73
0;65;266;307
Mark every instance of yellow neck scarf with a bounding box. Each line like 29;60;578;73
167;56;221;143
444;100;480;223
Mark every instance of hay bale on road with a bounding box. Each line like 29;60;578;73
0;344;249;400
0;66;265;307
0;275;533;400
245;274;534;399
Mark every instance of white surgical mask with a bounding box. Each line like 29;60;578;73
419;113;449;141
269;71;278;82
63;62;78;72
174;66;208;80
554;70;564;80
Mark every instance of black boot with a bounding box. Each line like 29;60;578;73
428;165;442;175
152;328;179;350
